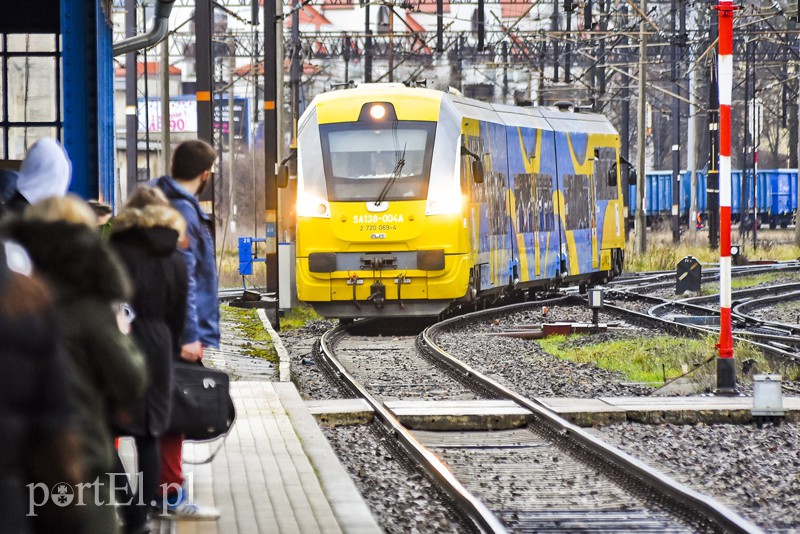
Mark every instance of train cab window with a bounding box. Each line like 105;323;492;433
319;121;436;202
594;147;619;200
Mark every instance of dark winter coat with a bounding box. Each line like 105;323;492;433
0;243;81;533
1;219;147;479
0;190;28;219
0;169;18;202
110;208;188;437
152;176;220;348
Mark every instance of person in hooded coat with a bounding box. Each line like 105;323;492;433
0;240;84;533
3;138;71;215
1;195;147;534
109;186;188;534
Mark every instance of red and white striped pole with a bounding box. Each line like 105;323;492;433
716;0;738;394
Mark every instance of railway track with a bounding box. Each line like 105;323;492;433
608;262;800;296
609;280;800;365
314;304;759;533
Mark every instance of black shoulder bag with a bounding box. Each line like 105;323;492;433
168;362;236;443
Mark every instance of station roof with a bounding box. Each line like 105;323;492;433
284;5;332;28
403;12;426;34
115;62;182;77
413;0;451;14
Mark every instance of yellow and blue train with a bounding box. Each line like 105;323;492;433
289;83;625;319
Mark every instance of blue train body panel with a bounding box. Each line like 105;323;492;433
537;129;563;279
556;130;594;275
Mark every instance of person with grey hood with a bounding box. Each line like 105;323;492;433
2;138;72;216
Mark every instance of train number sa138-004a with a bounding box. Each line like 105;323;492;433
352;214;406;224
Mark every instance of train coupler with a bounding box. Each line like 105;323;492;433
367;280;386;309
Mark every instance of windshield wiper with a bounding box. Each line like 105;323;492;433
374;143;406;206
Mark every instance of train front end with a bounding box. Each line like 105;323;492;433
295;85;470;319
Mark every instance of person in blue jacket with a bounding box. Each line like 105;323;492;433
152;140;220;520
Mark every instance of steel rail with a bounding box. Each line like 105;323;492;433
639;283;800;350
645;297;800;354
732;290;800;334
422;298;762;533
678;282;800;307
603;297;800;366
647;298;724;320
318;322;508;534
218;288;273;302
601;294;800;388
610;263;800;293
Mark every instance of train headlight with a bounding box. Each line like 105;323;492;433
426;194;465;216
297;190;330;218
369;104;387;120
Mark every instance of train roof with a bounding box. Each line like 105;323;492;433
304;83;617;136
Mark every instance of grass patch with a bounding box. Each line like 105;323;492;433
537;333;769;385
624;229;800;272
216;248;268;290
221;305;278;363
700;272;800;295
280;303;322;330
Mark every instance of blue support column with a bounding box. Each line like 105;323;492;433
96;3;116;205
60;0;116;205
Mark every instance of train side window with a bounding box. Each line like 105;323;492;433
594;147;619;201
513;173;534;233
563;173;591;230
465;134;486;202
534;173;554;232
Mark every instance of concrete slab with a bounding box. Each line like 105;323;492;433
384;399;532;430
128;381;381;534
306;399;375;426
537;396;800;426
276;383;382;534
258;308;291;382
534;398;627;426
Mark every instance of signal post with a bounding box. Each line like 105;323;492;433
715;0;737;394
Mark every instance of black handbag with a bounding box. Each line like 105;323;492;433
168;362;236;442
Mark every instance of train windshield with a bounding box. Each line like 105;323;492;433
319;121;436;202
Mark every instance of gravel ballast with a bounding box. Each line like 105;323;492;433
435;305;656;398
321;424;476;534
597;422;800;532
281;319;477;533
279;308;800;533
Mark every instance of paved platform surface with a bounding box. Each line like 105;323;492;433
538;395;800;426
133;381;380;534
